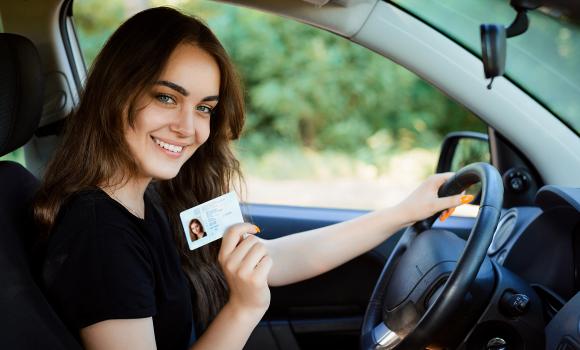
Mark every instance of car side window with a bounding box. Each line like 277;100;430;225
73;1;487;211
0;148;26;166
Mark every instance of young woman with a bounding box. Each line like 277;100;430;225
189;218;207;241
34;6;470;350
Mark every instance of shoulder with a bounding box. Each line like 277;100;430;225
42;189;160;330
43;188;155;294
46;188;151;267
59;188;125;224
53;188;144;238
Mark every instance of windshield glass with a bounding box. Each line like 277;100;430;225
392;0;580;135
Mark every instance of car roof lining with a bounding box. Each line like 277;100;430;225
219;0;378;38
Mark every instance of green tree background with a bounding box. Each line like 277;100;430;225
68;0;486;180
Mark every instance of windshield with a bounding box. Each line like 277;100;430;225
392;0;580;135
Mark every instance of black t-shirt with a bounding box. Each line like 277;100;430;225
42;188;194;349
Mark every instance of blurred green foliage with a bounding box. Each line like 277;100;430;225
451;138;491;172
73;0;486;175
0;148;26;166
450;138;491;197
73;0;126;65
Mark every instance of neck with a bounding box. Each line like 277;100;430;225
100;175;151;218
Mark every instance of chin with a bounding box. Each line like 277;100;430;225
142;153;195;181
159;172;181;180
148;167;182;181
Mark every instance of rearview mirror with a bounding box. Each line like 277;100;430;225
480;24;507;79
479;1;541;86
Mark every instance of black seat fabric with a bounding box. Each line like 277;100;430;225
0;33;82;349
0;33;44;155
0;162;81;349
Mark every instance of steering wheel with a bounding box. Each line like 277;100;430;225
360;163;503;349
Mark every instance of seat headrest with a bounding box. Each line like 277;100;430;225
0;33;44;157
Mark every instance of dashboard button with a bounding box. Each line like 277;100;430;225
503;168;531;193
500;291;530;317
486;337;508;350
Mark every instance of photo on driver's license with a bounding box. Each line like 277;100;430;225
180;191;245;251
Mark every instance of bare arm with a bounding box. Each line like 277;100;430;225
263;204;408;287
80;304;262;350
263;173;470;287
80;318;156;350
189;302;262;350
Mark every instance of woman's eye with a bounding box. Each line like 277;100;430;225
196;105;214;115
156;94;176;105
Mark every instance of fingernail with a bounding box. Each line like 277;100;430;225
439;207;455;222
254;225;261;234
460;195;474;204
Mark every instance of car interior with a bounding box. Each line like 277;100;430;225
1;0;579;349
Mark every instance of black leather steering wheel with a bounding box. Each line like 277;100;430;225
360;163;503;349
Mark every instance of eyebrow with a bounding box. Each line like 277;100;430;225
155;80;219;102
156;80;189;96
201;95;219;102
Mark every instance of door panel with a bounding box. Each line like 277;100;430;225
244;203;476;349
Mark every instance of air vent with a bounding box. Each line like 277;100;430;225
488;209;518;255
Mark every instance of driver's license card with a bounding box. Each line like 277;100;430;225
179;192;244;251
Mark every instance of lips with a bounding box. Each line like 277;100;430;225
152;136;187;153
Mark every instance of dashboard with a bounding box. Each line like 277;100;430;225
487;186;580;349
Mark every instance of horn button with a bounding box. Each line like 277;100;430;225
382;229;494;336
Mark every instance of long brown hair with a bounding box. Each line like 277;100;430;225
34;7;245;331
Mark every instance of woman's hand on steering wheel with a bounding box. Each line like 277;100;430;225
397;172;473;225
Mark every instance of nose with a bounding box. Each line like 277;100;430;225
170;105;197;137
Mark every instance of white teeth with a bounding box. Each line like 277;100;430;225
153;138;183;153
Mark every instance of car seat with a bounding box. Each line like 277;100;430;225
0;33;82;349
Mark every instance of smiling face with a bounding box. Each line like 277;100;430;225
125;43;220;181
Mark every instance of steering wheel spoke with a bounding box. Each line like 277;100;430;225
373;323;402;350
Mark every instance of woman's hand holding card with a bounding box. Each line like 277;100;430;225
218;223;272;321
